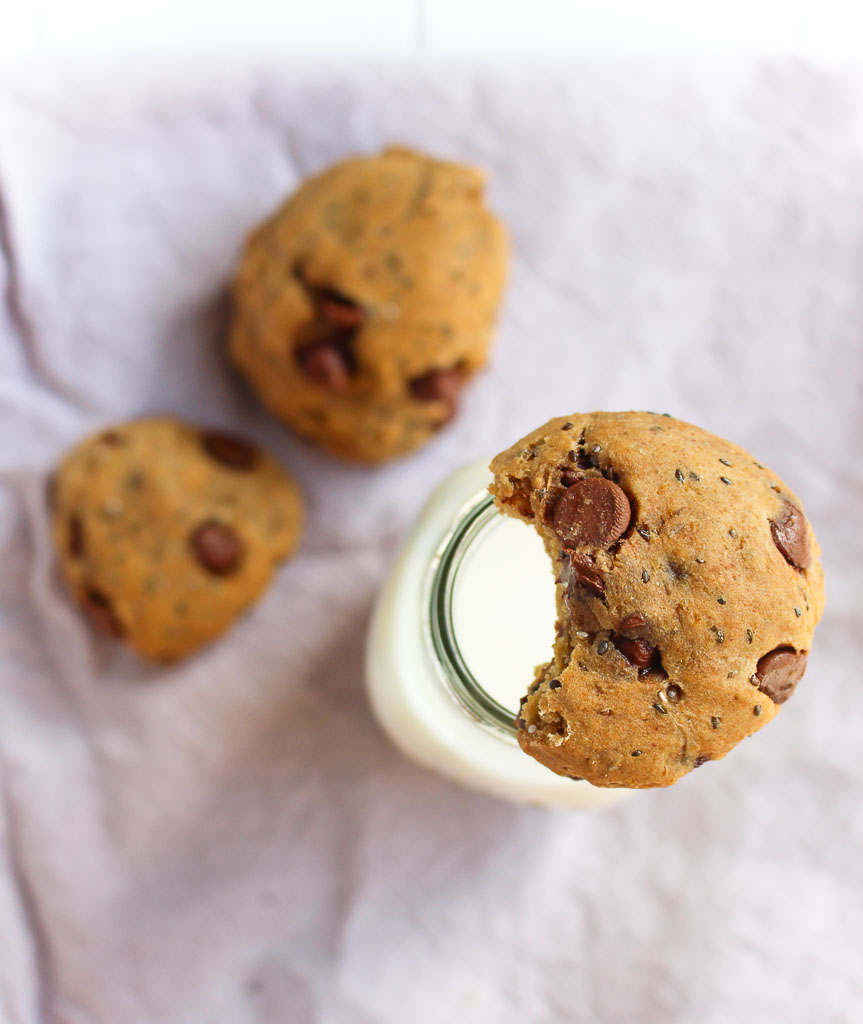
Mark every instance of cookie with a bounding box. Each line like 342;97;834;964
50;417;304;661
229;145;508;463
490;411;824;789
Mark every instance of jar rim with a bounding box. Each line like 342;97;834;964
424;488;520;742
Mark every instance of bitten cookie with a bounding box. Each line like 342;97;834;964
229;145;508;463
50;417;304;661
490;411;824;789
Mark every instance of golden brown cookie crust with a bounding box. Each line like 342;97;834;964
50;417;304;661
490;411;824;789
229;145;509;463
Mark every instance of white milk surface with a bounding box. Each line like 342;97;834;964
451;515;557;712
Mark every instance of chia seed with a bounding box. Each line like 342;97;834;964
747;629;754;643
642;570;651;583
653;702;669;715
597;640;610;655
711;716;721;729
715;629;725;643
675;469;685;482
717;595;726;605
561;422;574;430
720;476;732;486
719;458;731;466
636;526;650;541
795;607;802;617
753;705;763;716
631;750;642;757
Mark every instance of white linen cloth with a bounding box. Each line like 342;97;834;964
0;57;861;1024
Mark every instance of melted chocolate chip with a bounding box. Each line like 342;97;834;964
83;589;123;638
770;501;811;570
552;477;631;549
297;342;351;391
191;521;244;575
755;646;807;704
202;431;259;471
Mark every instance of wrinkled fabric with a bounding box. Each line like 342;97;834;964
0;57;861;1024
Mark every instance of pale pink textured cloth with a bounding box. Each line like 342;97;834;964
0;57;861;1024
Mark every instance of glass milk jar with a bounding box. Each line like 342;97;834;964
365;459;632;810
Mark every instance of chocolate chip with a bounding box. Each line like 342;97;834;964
83;589;123;638
755;647;807;704
613;635;657;671
770;501;811;570
318;293;365;329
619;612;647;631
298;342;351;392
191;521;244;575
409;367;463;423
202;431;259;471
68;515;85;557
549;679;562;689
561;422;574;430
560;550;606;599
552;477;630;549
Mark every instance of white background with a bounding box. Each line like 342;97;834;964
2;0;863;58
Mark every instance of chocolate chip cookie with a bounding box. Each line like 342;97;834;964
229;145;509;462
490;411;824;789
50;417;304;661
